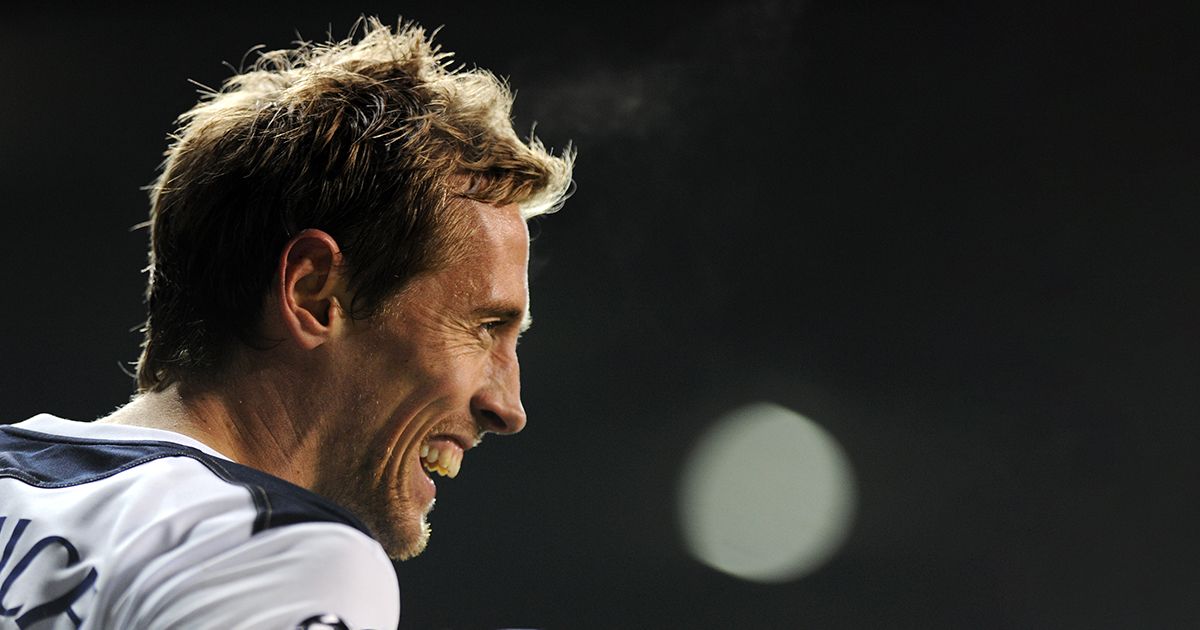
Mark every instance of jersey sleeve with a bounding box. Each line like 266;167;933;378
113;523;400;630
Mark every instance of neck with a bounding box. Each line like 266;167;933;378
100;374;321;489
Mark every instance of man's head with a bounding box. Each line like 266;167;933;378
137;17;572;392
297;197;534;559
136;18;573;559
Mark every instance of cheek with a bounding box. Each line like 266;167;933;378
425;358;484;404
380;351;482;420
424;347;498;408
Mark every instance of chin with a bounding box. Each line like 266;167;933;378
371;481;436;561
392;517;432;561
374;503;433;561
313;470;434;561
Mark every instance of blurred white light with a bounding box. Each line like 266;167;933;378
677;401;856;583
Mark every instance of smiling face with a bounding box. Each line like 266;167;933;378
313;199;531;560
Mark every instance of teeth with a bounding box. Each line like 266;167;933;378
421;458;448;477
419;442;464;479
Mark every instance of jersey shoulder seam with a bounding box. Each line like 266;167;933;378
0;426;375;539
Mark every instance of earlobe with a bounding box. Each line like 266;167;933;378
275;229;346;351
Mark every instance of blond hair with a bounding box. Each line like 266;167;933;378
137;17;574;391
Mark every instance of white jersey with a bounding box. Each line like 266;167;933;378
0;415;399;630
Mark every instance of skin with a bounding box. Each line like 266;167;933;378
100;198;530;560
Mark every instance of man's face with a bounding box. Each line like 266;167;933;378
315;199;530;560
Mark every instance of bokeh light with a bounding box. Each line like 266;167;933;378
677;401;857;583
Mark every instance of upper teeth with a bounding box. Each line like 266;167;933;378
420;443;462;478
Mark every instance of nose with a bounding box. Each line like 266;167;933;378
472;354;527;435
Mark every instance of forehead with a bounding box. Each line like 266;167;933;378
392;200;529;310
448;200;529;277
464;200;529;255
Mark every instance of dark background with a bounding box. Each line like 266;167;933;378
2;1;1198;628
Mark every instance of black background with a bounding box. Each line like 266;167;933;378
2;2;1198;628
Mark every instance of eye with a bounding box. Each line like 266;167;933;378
478;319;509;346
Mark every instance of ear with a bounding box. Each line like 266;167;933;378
274;229;348;351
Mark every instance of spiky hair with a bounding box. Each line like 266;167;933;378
137;17;574;391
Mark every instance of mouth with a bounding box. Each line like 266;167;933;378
420;440;463;478
418;431;476;480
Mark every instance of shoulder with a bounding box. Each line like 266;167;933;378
118;522;399;629
0;418;372;536
0;418;399;629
